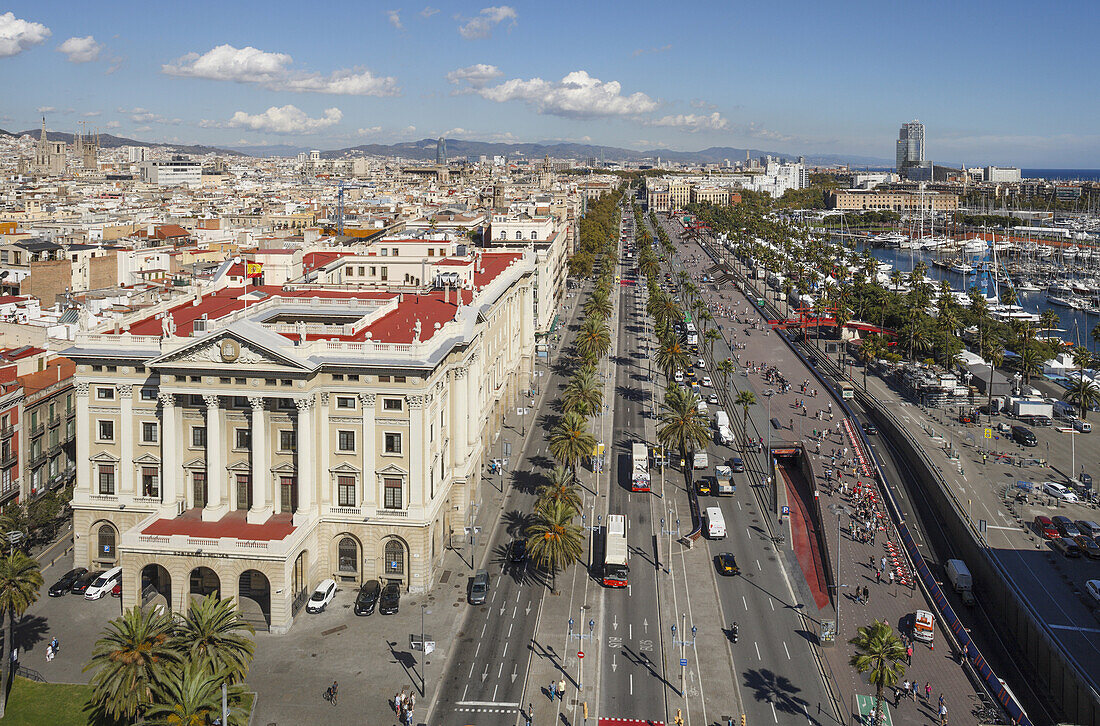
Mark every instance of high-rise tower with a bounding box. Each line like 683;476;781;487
436;136;447;166
896;120;925;176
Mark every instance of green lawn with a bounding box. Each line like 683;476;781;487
2;678;254;725
3;677;94;725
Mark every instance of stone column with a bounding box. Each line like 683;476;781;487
202;395;226;520
359;393;376;508
466;353;480;449
118;385;134;498
74;382;90;504
158;393;179;515
452;367;468;467
294;396;315;521
247;397;272;524
317;393;330;508
407;394;427;510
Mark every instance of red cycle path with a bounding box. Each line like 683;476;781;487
780;464;831;610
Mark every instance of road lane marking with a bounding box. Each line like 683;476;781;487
756;559;761;570
462;683;469;700
507;623;513;637
474;642;481;657
755;641;762;660
630;673;634;695
629;623;632;639
481;623;487;637
512;605;517;618
492;684;499;701
771;701;779;723
468;663;475;678
770;598;775;611
743;596;748;610
498;662;504;678
784;641;790;660
502;642;509;658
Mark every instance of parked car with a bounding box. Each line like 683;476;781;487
306;579;337;613
379;582;401;614
1076;521;1100;539
1073;535;1100;560
111;582;122;597
353;580;381;616
708;393;719;405
1034;515;1059;539
1043;482;1079;502
468;570;491;605
702;376;713;387
84;566;122;600
48;567;88;597
1052;516;1081;538
696;477;712;496
71;570;101;595
1051;537;1083;558
1086;580;1100;606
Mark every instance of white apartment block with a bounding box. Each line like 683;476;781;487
139;158;202;187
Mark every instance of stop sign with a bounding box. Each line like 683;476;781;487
577;651;584;659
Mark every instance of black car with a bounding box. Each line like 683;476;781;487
861;421;878;436
508;539;527;564
48;567;88;597
716;552;739;576
730;457;744;473
1052;537;1082;558
696;477;712;496
353;580;381;616
379;582;401;615
71;570;102;595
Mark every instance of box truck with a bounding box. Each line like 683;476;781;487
715;465;735;495
945;559;975;605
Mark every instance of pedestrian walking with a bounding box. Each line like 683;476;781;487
394;692;402;713
889;570;895;587
875;570;881;583
912;681;919;700
45;644;53;662
558;679;566;701
903;680;910;698
881;556;887;573
939;703;948;726
906;644;913;665
925;682;932;700
863;585;870;604
548;681;556;700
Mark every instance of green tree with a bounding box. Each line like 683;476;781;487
716;358;735;391
1039;309;1059;340
848;620;906;725
525;500;584;593
0;551;43;717
548;412;597;476
1092;321;1100;351
703;328;721;360
175;594;256;685
536;466;583;513
981;341;1005;420
584;293;613;321
85;606;182;721
655;338;691;385
734;390;756;443
1065;375;1100;421
657;385;711;485
575;316;612;362
145;659;246;726
1015;344;1044;387
562;369;603;418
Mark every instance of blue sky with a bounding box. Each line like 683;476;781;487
2;1;1098;165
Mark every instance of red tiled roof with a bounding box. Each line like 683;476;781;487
304;251;353;271
19;357;74;395
253;248;296;255
155;224;189;240
434;258;473;267
143;510;295;541
0;296;33;305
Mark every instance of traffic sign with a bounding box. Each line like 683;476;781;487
680;658;688;667
984;428;993;439
578;651;585;659
781;505;790;516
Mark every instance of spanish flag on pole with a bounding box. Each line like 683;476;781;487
246;263;263;278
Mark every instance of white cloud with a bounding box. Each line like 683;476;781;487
357;126;382;136
106;120;120;129
420;6;439;17
0;12;50;58
386;10;404;29
36;106;56;113
446;63;502;88
82;110;101;117
457;6;517;40
57;35;103;63
468;70;658;118
163;44;399;96
225;105;343;134
647;112;730;132
739;122;794;142
117;106;181;125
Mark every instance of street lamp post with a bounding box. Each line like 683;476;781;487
670;613;696;697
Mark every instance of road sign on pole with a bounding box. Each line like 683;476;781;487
578;651;584;659
680;658;688;666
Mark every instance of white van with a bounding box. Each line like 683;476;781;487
85;566;122;600
704;506;726;539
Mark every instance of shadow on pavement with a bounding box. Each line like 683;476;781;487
742;668;818;724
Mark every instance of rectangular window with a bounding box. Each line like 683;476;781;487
393;376;407;383
332;374;344;381
382;398;403;411
98;465;115;495
141;467;160;498
98;420;114;441
358;266;365;276
141;422;158;443
377;375;390;383
369;266;376;276
279;430;296;452
48;402;55;418
336;396;356;409
384;432;402;454
383;477;402;509
235;474;251;510
30;411;38;429
96;387;114;400
140;389;157;400
235;428;251;449
191;426;206;448
337;430;355;452
337;476;356;507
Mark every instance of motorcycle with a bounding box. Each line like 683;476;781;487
730;623;739;643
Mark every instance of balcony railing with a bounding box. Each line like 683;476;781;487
28;450;46;467
28;423;44;438
0;425;14;438
0;452;17;468
48;416;61;429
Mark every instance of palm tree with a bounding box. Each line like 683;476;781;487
0;552;42;717
703;328;721;360
175;594;256;685
145;659;245;726
849;620;906;723
548;412;597;476
655;338;691;385
584;294;613;321
981;340;1005;420
536;466;583;513
1015;344;1044;387
657;385;711;484
1092;321;1100;352
526;500;584;593
575;316;611;362
716;358;735;391
562;369;603;418
85;606;182;721
1040;309;1059;340
734;391;756;441
1065;375;1100;421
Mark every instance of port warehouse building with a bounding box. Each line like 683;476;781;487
829;189;959;212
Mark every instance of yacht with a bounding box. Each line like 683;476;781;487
949;261;975;275
1014;280;1042;293
962;238;988;254
1048;294;1086;309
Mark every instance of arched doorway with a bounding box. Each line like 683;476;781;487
238;570;271;631
337;536;359;582
189;566;220;600
383;538;406;586
96;523;117;566
140;564;171;612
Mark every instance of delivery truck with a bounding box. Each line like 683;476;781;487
945;559;975;605
715;465;735;495
715;410;731;430
717;425;735;446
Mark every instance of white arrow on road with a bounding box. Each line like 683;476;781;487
511;665;518;683
525;601;532;617
611;653;618;672
481;664;490;682
643;618;649;634
499;604;506;617
613;614;619;630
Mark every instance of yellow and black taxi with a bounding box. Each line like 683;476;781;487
696;476;712;495
716;552;739;576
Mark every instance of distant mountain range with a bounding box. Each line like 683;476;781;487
1;128;244;157
0;127;892;166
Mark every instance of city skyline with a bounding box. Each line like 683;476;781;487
2;1;1099;166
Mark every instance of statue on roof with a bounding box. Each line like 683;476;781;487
161;313;176;338
412;318;422;344
78;306;92;332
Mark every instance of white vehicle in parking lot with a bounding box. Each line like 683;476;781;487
306;578;337;613
1042;481;1079;502
702;375;712;387
84;566;122;600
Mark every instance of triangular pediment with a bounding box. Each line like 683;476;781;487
329;462;361;474
377;463;408;476
90;451;120;463
271;461;297;473
148;329;309;372
227;459;251;472
182;456;206;469
132;453;161;464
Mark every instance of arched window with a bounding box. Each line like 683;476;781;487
97;525;116;561
384;539;405;576
530;231;538;240
338;537;358;573
515;230;522;240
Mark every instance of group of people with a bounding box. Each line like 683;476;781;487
44;636;59;662
392;689;415;723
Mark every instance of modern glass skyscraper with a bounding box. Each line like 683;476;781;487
896;120;925;175
436;136;447;165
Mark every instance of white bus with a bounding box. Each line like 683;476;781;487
603;515;629;587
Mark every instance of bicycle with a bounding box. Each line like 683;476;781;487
323;686;338;706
